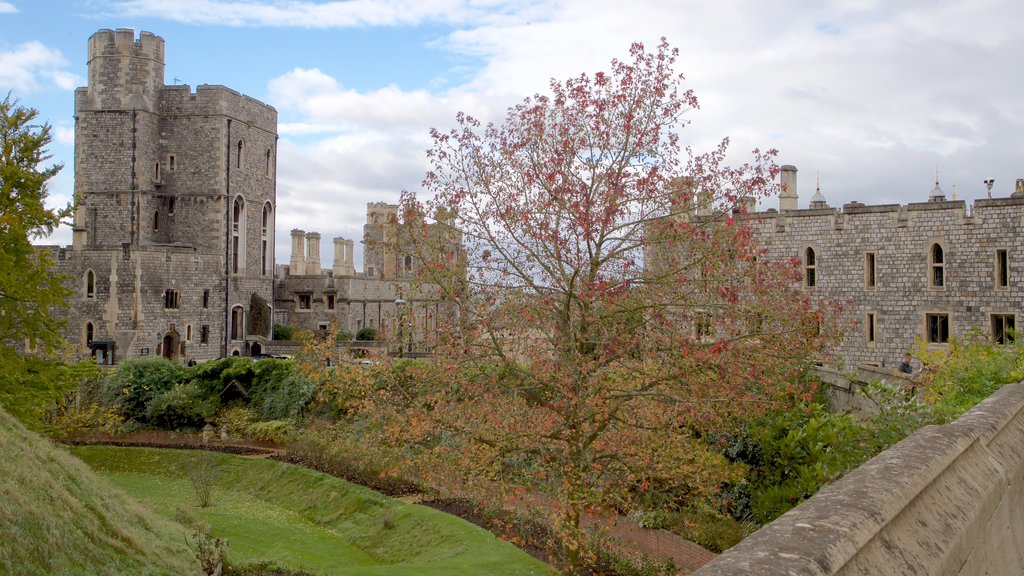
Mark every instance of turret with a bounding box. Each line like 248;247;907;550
80;29;164;112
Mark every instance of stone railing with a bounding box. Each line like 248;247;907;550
693;382;1024;575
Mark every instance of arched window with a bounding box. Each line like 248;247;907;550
261;203;273;276
85;270;95;298
930;243;945;287
237;139;244;169
85;322;94;345
168;196;176;216
805;247;817;288
232;196;246;274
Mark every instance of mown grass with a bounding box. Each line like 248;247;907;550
0;406;200;576
73;446;552;576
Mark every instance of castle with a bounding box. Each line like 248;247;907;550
42;29;1024;370
40;29;456;364
747;166;1024;369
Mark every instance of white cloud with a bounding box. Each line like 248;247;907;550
0;41;80;94
102;0;541;28
0;2;17;14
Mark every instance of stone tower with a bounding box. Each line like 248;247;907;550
55;29;278;362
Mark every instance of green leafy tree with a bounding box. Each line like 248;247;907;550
0;94;70;355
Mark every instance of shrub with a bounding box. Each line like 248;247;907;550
146;382;219;429
250;359;315;421
244;420;294;443
273;323;295;341
355;327;377;341
99;357;187;424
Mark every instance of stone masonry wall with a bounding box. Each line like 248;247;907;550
693;381;1024;576
747;198;1024;369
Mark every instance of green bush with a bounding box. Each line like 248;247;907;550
273;323;295;341
249;358;315;421
355;327;378;341
145;382;219;429
99;357;187;424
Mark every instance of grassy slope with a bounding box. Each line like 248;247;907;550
73;446;552;576
0;406;200;576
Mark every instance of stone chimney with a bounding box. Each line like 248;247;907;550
333;237;356;277
305;231;322;276
289;229;306;276
780;165;798;211
1013;179;1024;198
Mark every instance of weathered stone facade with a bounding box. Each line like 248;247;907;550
274;202;460;352
749;166;1024;369
45;28;277;363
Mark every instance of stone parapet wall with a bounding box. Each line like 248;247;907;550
693;382;1024;576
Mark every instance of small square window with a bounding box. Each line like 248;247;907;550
926;313;950;344
992;314;1015;344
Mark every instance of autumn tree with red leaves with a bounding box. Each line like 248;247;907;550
330;40;833;573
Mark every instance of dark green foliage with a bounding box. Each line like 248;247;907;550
99;357;188;424
249;293;271;338
95;355;313;430
355;327;378;341
250;359;315;421
273;323;294;341
335;330;353;343
145;382;219;429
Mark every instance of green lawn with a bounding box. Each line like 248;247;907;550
73;446;551;576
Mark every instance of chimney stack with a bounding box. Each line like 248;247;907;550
780;165;798;211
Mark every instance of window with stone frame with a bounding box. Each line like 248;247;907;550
804;247;816;288
202;289;210;309
230;307;244;340
926;313;950;344
865;312;876;344
163;289;180;309
297;293;312;310
995;249;1009;289
992;314;1015;345
930;243;945;288
85;322;94;345
85;269;96;299
864;252;876;289
200;325;209;345
326;294;335;310
237;139;244;169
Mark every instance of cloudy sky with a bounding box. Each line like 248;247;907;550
3;0;1022;267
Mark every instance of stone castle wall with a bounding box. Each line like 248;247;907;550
747;196;1024;368
693;381;1024;576
45;28;277;363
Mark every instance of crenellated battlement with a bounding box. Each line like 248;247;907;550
82;28;164;112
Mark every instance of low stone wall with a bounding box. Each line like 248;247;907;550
693;382;1024;576
814;364;915;416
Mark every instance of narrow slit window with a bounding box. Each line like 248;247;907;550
866;312;876;343
865;253;876;288
930;243;945;287
805;247;816;288
996;249;1009;288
